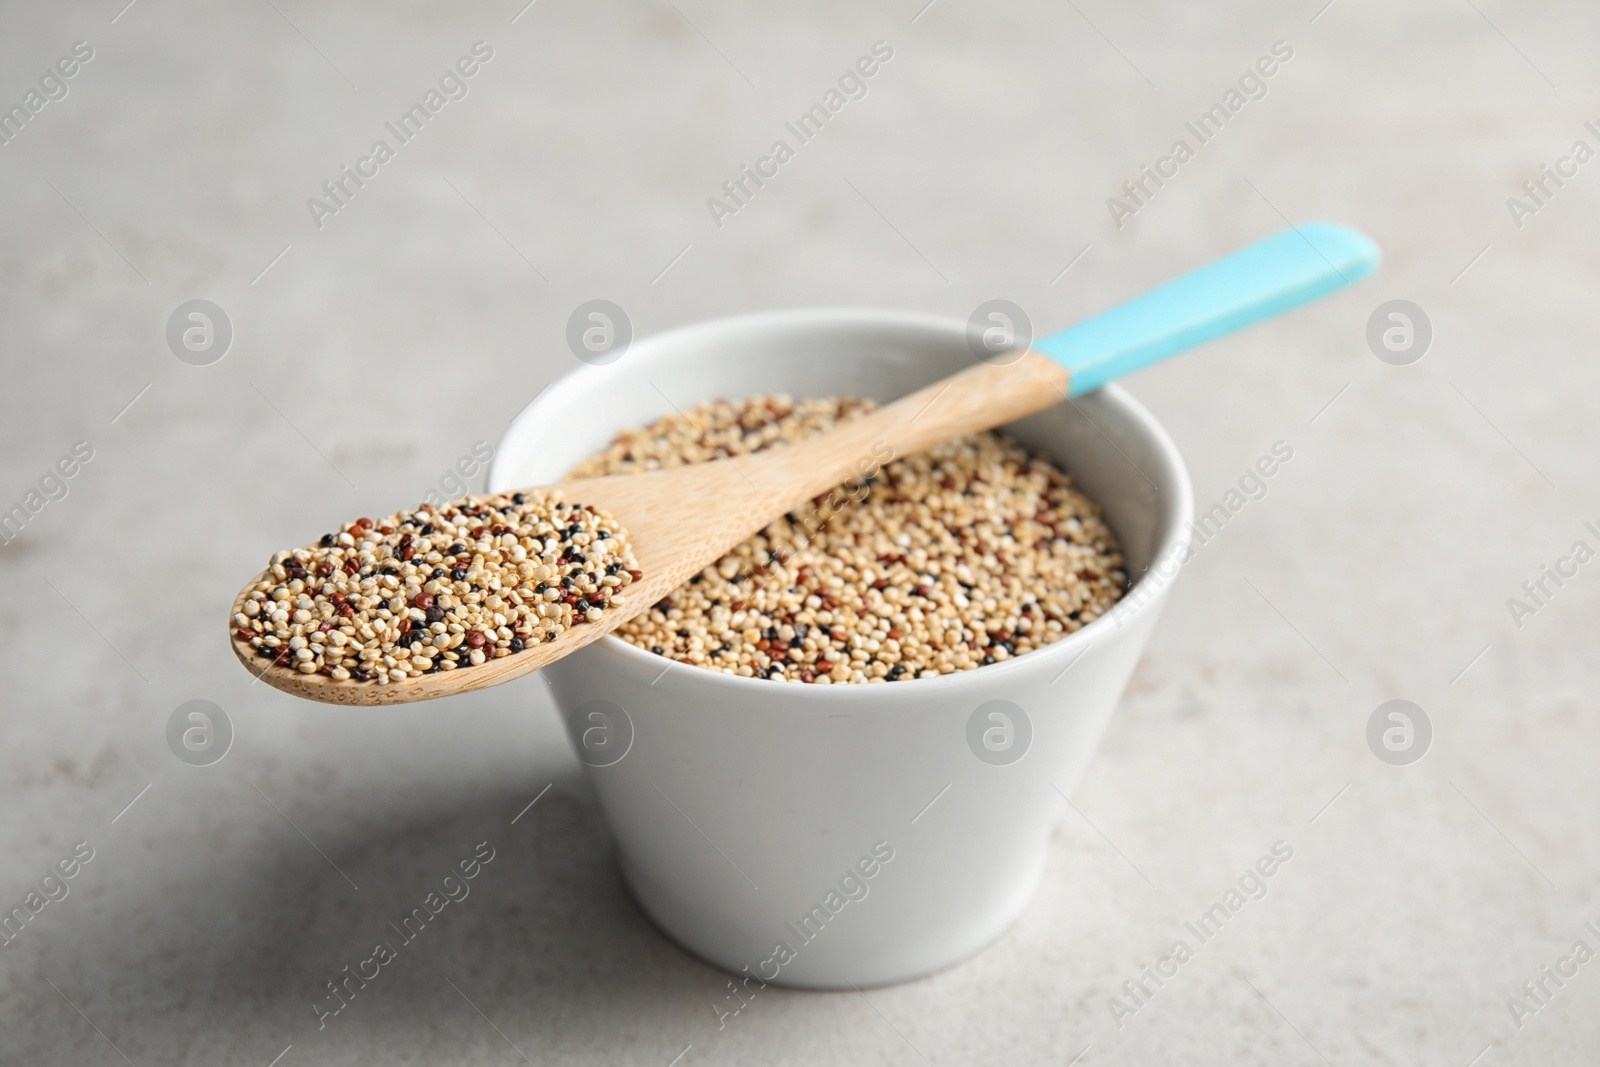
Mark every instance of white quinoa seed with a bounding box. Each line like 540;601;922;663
235;490;640;684
567;395;1127;685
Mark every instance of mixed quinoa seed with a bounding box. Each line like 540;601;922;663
566;395;1128;685
234;492;640;684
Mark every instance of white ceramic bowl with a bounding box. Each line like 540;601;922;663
489;309;1192;989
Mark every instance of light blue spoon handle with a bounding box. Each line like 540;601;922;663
1034;223;1380;396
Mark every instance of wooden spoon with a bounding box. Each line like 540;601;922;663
230;224;1378;705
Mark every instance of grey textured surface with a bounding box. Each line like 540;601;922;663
1;1;1597;1064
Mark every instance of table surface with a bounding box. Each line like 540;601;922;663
2;1;1597;1064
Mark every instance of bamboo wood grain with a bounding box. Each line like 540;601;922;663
228;352;1072;705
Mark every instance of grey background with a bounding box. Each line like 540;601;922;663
1;0;1597;1064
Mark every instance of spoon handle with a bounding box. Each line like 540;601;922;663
1034;223;1381;396
749;223;1380;501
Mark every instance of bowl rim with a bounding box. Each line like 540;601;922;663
490;306;1194;701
